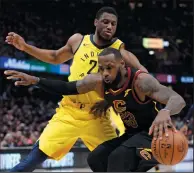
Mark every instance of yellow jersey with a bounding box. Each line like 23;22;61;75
61;34;123;104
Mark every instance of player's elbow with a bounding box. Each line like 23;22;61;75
179;96;186;110
49;60;60;65
47;51;59;64
174;95;186;113
48;50;66;65
50;60;64;65
51;55;72;65
49;56;63;65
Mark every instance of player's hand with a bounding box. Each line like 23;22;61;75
149;109;177;140
180;124;188;136
5;32;27;51
4;70;39;86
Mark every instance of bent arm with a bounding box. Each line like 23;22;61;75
36;73;102;95
135;73;186;115
23;33;83;64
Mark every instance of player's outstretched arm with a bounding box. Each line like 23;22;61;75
4;70;102;96
120;46;148;72
5;32;83;64
134;73;186;140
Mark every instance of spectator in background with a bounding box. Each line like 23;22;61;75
180;104;194;137
175;117;184;129
0;83;56;147
0;0;192;75
0;0;192;148
1;133;15;147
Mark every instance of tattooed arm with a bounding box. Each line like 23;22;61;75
134;73;186;140
37;73;103;95
135;73;186;115
4;70;103;96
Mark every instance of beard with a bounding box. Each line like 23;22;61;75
104;69;122;90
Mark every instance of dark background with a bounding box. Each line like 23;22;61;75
0;0;193;148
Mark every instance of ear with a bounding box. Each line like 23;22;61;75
94;19;98;27
120;59;125;67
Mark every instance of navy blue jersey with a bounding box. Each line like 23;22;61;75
104;68;161;134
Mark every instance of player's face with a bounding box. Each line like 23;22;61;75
98;54;123;84
95;12;117;41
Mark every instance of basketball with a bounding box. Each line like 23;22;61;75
151;129;188;165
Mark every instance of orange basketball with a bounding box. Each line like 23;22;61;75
151;129;188;165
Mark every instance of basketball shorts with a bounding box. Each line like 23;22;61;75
38;97;121;160
123;131;159;172
87;131;158;172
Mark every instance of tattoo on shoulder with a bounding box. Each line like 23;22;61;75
136;75;159;95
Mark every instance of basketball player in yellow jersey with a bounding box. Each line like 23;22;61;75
6;7;148;171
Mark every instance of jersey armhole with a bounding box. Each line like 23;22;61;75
73;35;85;55
119;43;125;50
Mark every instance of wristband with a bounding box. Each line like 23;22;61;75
32;76;40;85
161;108;170;112
36;77;40;84
184;119;190;125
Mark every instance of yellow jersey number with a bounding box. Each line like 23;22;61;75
87;60;97;74
79;60;97;78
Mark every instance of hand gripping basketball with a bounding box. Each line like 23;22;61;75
151;129;189;165
149;109;177;140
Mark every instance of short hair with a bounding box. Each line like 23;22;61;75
96;7;118;19
98;48;122;59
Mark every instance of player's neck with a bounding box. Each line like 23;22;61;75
93;33;112;46
117;68;128;88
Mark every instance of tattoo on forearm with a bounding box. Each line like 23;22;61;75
149;86;185;115
151;85;176;102
165;95;186;115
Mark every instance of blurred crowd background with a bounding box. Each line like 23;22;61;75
0;0;193;148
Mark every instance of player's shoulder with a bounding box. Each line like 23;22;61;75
135;72;152;83
116;37;123;42
112;37;123;44
110;37;124;50
137;72;150;79
68;33;84;43
135;72;159;89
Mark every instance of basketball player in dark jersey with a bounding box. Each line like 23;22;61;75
5;48;186;172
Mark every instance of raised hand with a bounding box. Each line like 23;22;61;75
5;32;27;51
4;70;39;86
